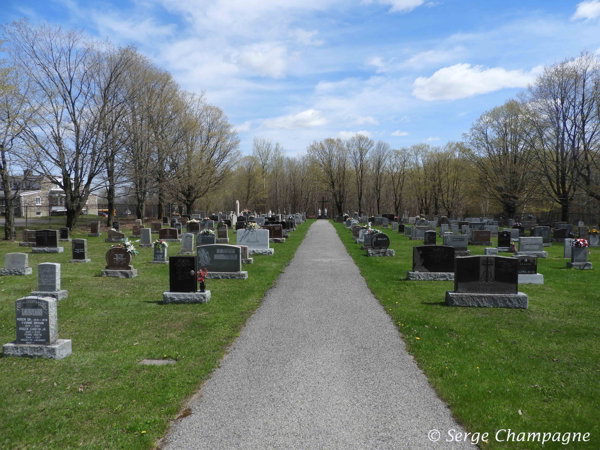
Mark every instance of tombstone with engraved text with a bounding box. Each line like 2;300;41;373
497;230;512;251
445;256;527;308
102;247;137;278
517;255;544;284
31;263;68;300
197;244;248;279
367;233;395;257
163;256;211;304
408;245;455;280
70;239;91;263
33;229;64;254
59;227;70;242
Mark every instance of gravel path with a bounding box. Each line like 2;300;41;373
162;221;473;449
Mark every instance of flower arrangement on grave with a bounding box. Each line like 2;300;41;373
196;268;208;292
200;229;215;235
573;239;588;248
588;228;598;235
114;238;139;256
246;222;260;230
188;219;199;223
153;239;168;249
513;222;522;228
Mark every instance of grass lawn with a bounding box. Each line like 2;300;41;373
0;219;312;450
333;221;599;450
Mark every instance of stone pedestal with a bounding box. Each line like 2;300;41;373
102;269;138;278
18;242;36;247
70;258;92;263
366;249;396;257
248;248;275;256
445;291;528;309
408;272;454;281
518;274;544;285
515;251;548;258
0;268;32;276
139;243;153;248
269;238;286;244
3;339;72;360
455;250;472;257
149;260;169;264
32;247;64;254
497;247;512;252
242;258;254;264
30;290;69;301
216;238;230;244
567;262;593;270
163;290;212;304
205;271;248;279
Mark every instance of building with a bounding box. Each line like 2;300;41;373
0;175;98;218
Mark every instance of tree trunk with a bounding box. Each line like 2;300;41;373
561;199;569;222
1;168;15;240
136;201;145;219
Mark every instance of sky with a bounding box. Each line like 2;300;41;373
1;0;600;157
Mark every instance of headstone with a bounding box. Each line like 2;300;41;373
408;246;455;280
198;232;217;246
200;220;215;230
174;222;182;234
35;229;58;248
516;237;548;258
263;224;284;240
509;228;520;240
20;229;37;247
443;235;470;256
180;233;195;254
187;221;200;233
440;224;449;235
140;228;152;247
363;232;374;249
445;256;528;309
564;238;573;259
151;242;169;264
31;263;68;300
59;227;70;241
135;219;142;226
105;229;125;243
367;233;394;257
151;222;162;233
196;244;247;278
168;256;197;292
102;247;137;278
470;230;492;246
424;230;436;246
69;239;91;263
567;242;592;269
1;253;33;276
533;226;551;246
498;231;512;251
238;245;253;264
3;296;72;359
404;225;412;237
216;224;229;243
159;228;180;241
589;234;599;247
516;255;545;284
484;248;498;256
112;221;120;232
552;228;569;241
89;221;101;236
236;229;273;255
163;216;170;225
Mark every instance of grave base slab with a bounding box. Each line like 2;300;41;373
32;247;64;253
69;259;92;263
248;248;275;256
445;291;528;309
366;248;396;257
0;268;32;276
408;272;454;281
515;251;548;258
269;238;285;244
139;244;153;248
163;290;211;304
30;290;69;301
216;238;229;244
87;233;101;237
543;243;552;247
102;269;138;278
3;339;72;359
18;242;35;247
469;241;493;246
455;250;472;257
149;260;169;264
59;239;71;242
242;258;254;264
518;273;544;285
205;271;248;279
157;239;181;243
104;239;123;243
497;247;512;252
567;262;593;270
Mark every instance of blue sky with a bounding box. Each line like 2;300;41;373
2;0;600;157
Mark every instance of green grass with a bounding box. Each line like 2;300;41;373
0;220;312;450
333;221;600;450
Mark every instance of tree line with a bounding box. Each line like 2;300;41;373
2;19;600;241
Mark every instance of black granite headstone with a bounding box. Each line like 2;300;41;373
72;239;87;260
454;256;518;294
112;222;120;231
15;297;53;345
398;224;405;233
59;227;69;240
371;233;390;249
36;229;58;248
517;256;537;274
163;217;170;225
498;230;511;248
412;246;455;273
168;256;197;292
553;228;568;240
424;231;437;245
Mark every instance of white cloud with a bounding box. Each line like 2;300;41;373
338;130;372;139
92;15;176;42
426;2;442;7
413;63;543;101
364;0;425;13
234;43;288;78
354;116;379;125
392;130;409;136
291;29;324;46
572;1;600;20
427;137;440;141
368;56;387;72
263;109;328;129
235;121;252;133
402;48;464;69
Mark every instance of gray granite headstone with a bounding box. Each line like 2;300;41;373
5;253;30;272
140;228;152;247
564;238;573;259
197;244;242;273
180;233;195;254
198;233;216;246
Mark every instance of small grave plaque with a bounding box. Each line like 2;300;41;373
132;225;142;237
90;221;100;234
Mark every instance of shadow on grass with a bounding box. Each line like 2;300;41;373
422;301;447;307
142;300;164;305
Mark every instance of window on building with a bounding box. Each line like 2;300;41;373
35;196;41;205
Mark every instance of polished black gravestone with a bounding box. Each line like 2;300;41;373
33;229;64;253
59;227;70;241
498;230;512;251
70;239;91;263
163;256;211;304
517;255;544;284
408;246;455;280
445;256;527;308
367;233;394;257
424;230;436;245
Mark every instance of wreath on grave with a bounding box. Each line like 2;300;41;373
200;229;215;235
573;239;588;248
246;222;260;230
115;238;139;256
153;239;169;249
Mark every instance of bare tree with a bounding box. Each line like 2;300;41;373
370;141;390;215
348;134;373;215
409;144;434;216
308;138;349;215
465;100;536;218
388;148;409;217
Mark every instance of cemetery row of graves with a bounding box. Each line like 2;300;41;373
334;215;599;449
0;213;311;450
